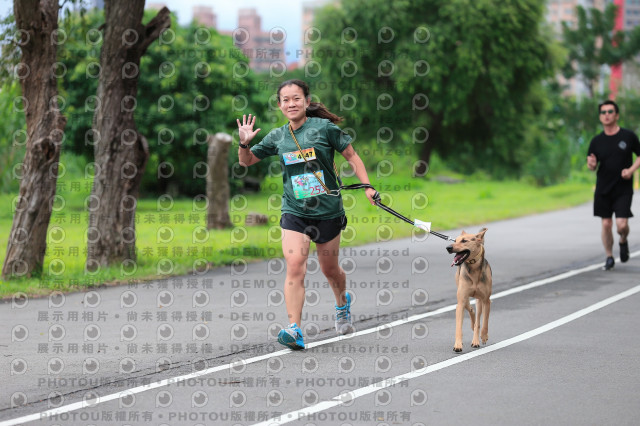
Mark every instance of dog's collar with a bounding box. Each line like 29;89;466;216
466;246;484;265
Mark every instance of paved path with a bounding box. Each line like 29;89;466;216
2;195;640;425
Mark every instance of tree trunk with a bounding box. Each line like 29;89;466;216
415;117;441;177
86;3;170;268
2;0;67;278
207;133;233;229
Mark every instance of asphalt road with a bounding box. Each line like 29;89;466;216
2;195;640;426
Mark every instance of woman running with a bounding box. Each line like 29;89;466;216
237;79;376;349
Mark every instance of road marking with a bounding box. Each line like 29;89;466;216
1;251;637;426
254;283;640;425
307;251;636;348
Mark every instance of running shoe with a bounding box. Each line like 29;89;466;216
335;292;355;335
603;256;615;271
277;323;305;350
620;241;630;263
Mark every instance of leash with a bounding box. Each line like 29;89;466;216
287;124;454;242
361;185;455;242
332;180;457;243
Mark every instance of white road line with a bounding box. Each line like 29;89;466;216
1;251;637;426
254;283;640;426
311;251;636;347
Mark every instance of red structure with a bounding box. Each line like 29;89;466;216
610;0;625;99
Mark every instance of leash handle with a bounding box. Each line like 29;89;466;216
371;190;454;242
372;192;413;225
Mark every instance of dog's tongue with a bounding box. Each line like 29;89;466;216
451;253;465;267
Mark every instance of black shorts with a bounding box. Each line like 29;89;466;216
280;213;347;244
594;188;634;218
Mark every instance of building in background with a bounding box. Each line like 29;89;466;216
546;0;608;97
234;8;286;73
184;6;285;74
300;0;337;67
547;0;607;31
616;0;640;95
193;5;216;28
547;0;640;97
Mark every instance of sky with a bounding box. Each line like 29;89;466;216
161;0;305;61
0;0;305;63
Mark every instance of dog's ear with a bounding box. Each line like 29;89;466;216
477;228;488;240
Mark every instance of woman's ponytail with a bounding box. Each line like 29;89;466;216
306;102;343;124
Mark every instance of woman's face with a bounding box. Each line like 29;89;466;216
278;84;309;123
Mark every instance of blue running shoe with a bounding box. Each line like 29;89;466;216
335;292;355;335
277;323;305;350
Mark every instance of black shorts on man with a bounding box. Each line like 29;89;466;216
593;185;634;218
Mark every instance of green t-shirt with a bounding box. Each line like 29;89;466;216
251;117;352;219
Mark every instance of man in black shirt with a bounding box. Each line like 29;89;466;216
587;100;640;270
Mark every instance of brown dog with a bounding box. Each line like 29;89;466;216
446;228;492;352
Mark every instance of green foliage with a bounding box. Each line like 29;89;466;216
57;10;101;159
0;12;19;86
522;115;572;187
0;0;632;196
562;3;640;97
611;93;640;135
136;15;274;196
57;9;276;197
311;0;561;178
0;81;26;193
0;150;594;296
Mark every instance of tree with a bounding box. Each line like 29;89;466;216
312;0;560;177
58;10;272;197
2;0;67;278
134;18;272;197
562;3;640;98
86;1;170;268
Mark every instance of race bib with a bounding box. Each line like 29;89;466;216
283;148;316;165
291;171;326;199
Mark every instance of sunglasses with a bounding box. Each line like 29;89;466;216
600;109;616;115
